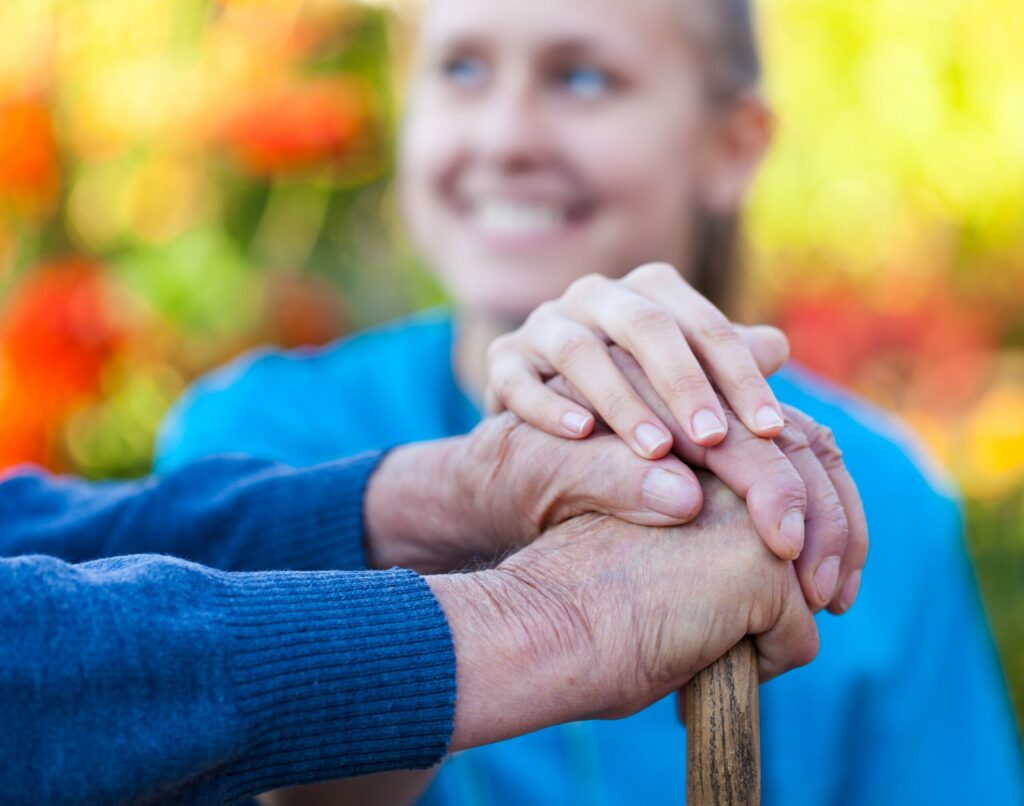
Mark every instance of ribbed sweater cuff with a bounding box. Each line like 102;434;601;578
214;567;455;802
245;452;385;572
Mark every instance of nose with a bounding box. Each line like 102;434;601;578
471;68;552;171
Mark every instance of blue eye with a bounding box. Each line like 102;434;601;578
443;56;488;89
559;66;613;98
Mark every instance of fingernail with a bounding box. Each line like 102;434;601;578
642;468;696;519
779;510;805;559
635;423;670;456
814;556;842;604
692;408;727;442
836;570;862;612
562;411;591;435
754;406;785;431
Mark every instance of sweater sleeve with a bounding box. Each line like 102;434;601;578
0;554;456;805
0;452;385;572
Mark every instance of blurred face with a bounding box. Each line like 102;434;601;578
399;0;739;323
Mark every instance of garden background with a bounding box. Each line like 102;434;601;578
1;0;1022;732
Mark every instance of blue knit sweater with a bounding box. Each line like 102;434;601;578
0;454;457;804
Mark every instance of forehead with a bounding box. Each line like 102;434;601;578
420;0;689;63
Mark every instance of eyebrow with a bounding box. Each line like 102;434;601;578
427;31;634;63
426;32;488;55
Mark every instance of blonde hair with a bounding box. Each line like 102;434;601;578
681;0;761;101
680;0;762;313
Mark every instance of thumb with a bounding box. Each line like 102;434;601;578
561;434;704;526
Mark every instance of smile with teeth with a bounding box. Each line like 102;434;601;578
472;200;575;237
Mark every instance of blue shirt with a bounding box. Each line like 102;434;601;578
157;310;1024;806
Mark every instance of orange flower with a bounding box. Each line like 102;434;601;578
0;98;60;217
220;78;366;175
0;258;127;470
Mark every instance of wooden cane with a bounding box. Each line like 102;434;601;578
685;637;760;805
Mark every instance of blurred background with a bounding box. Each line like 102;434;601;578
0;0;1021;729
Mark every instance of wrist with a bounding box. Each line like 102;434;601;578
427;567;597;751
363;440;478;572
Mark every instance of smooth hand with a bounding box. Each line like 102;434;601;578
485;262;790;454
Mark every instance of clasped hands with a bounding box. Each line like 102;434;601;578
364;265;868;750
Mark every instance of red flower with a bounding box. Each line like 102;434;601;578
774;276;996;414
0;259;126;469
220;78;366;175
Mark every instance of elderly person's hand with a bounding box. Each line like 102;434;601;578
430;473;818;751
491;337;868;615
362;411;706;573
598;346;868;615
262;474;817;806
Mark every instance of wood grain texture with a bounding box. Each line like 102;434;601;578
685;638;760;806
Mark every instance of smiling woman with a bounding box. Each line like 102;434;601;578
399;0;724;322
155;1;1024;805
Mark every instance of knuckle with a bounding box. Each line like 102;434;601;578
766;461;808;511
665;372;712;401
808;425;845;469
486;335;515;365
598;389;638;426
626;303;675;338
630;261;677;286
697;316;743;348
568;273;607;299
553;330;598;369
775;423;812;455
731;371;770;396
796;627;821;667
495;370;526;402
820;498;851;550
530;300;560;326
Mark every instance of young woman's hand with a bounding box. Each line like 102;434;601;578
549;347;869;615
485;262;789;458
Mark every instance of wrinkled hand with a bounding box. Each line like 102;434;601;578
432;474;818;751
363;412;704;573
548;347;869;614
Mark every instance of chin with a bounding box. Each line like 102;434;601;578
453;275;565;326
459;247;597;305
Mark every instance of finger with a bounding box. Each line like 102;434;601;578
483;384;504;416
784;407;869;614
565;434;704;525
488;351;595;439
773;421;850;611
702;417;809;563
624;262;785;438
538;320;674;459
736;324;790;377
561;276;729;447
754;571;820;683
605;345;808;561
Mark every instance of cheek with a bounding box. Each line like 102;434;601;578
568;114;703;265
398;103;460;242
